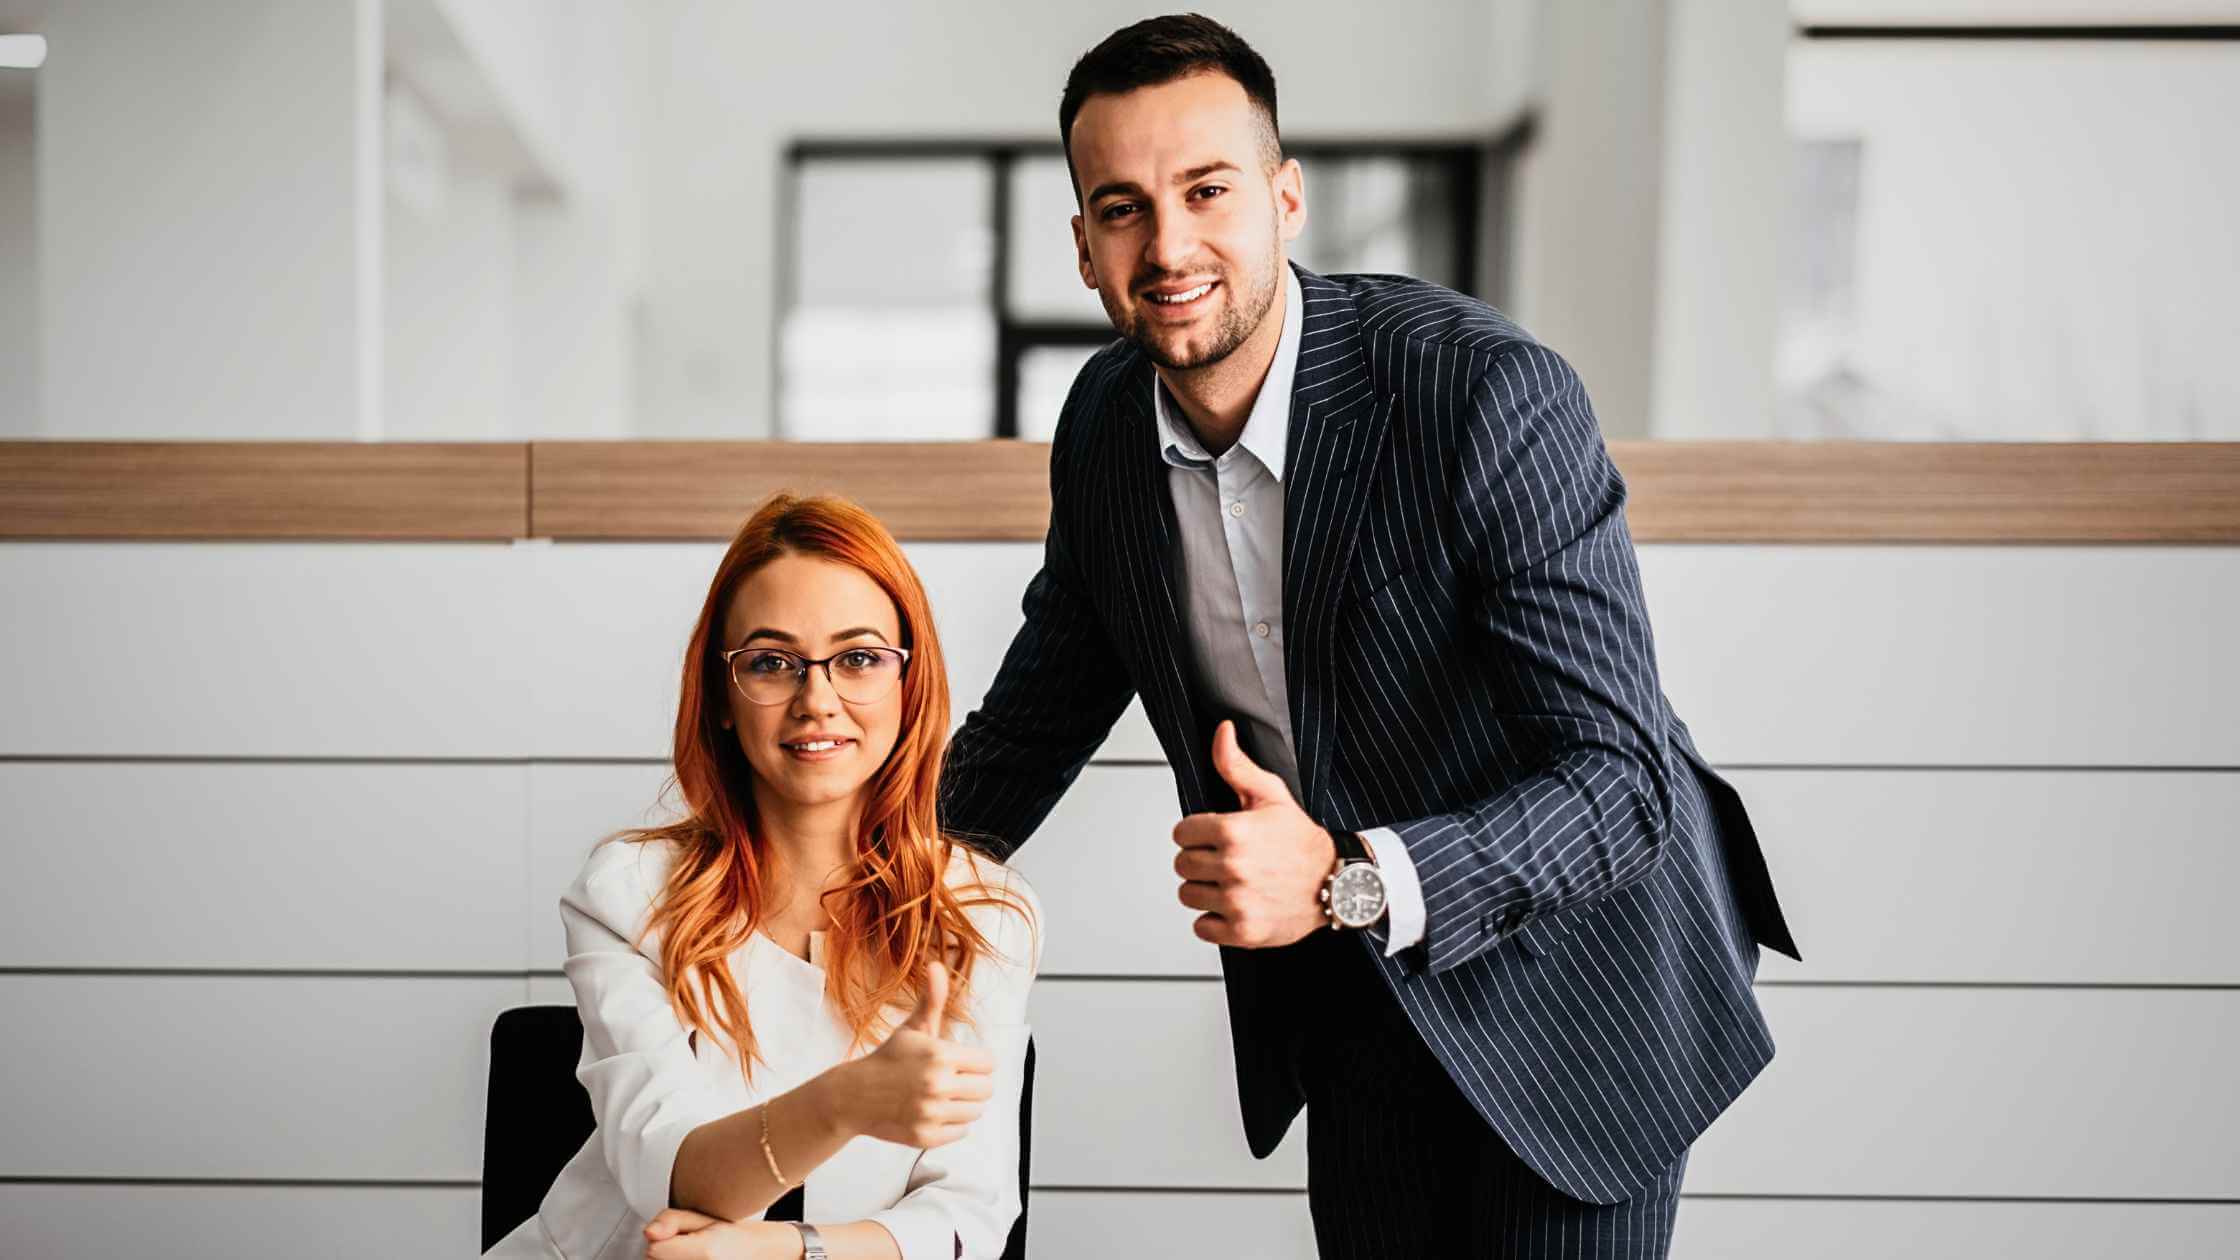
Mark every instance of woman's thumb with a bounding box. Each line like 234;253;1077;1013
902;960;949;1035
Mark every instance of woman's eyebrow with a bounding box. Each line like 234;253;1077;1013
741;626;890;645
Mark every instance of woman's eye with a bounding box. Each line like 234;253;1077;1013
838;649;880;670
748;653;794;673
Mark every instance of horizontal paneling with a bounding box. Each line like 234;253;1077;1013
1643;546;2240;766
519;541;1160;761
0;441;527;540
0;1185;479;1260
0;762;529;971
9;441;2240;542
527;762;679;970
0;975;514;1181
530;440;1054;541
0;1187;2226;1259
1025;1194;2240;1260
10;541;2231;767
1745;769;2240;984
1033;983;2237;1195
1693;987;2240;1198
1674;1198;2240;1260
451;980;2240;1198
1027;1191;1316;1258
0;543;535;758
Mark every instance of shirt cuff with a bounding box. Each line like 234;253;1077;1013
1359;826;1426;955
865;1199;960;1260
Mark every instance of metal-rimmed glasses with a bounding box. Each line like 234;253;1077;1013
719;644;912;707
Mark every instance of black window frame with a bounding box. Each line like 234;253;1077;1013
777;121;1533;439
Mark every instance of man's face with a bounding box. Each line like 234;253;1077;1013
1068;72;1305;372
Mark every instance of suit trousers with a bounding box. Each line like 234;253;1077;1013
1293;928;1688;1259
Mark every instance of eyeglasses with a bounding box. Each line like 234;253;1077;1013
719;644;912;707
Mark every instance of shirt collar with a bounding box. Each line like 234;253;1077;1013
1153;264;1304;483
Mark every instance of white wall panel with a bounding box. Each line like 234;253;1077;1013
1695;987;2240;1198
0;976;513;1181
1005;766;1203;978
519;541;1159;760
0;762;528;970
0;1184;479;1260
1674;1197;2240;1260
1643;546;2240;768
1742;768;2240;984
0;543;534;758
1028;1190;1316;1258
527;760;681;969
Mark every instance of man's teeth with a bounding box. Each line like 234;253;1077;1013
1150;282;1213;305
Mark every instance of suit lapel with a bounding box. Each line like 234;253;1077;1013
1283;271;1393;820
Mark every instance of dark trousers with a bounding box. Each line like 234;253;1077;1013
1293;929;1687;1259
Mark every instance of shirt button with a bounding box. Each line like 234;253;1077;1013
1254;621;1271;638
1228;501;1246;518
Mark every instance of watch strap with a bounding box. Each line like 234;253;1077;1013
793;1222;828;1260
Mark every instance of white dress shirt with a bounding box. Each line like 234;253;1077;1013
485;839;1041;1260
1153;264;1428;954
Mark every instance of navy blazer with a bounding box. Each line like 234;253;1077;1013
940;266;1799;1204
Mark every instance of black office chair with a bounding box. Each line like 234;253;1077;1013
482;1005;1033;1257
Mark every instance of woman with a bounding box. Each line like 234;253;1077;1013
488;493;1042;1260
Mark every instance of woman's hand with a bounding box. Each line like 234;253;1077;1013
820;961;996;1148
643;1209;797;1260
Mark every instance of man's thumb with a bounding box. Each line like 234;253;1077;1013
1212;720;1283;805
902;960;949;1036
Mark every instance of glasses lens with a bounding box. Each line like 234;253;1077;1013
733;649;804;705
829;647;904;703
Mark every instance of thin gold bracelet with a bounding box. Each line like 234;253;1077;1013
758;1098;793;1187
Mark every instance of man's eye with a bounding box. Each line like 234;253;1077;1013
1101;202;1138;222
1193;185;1226;200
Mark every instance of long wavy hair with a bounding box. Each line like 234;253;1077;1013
614;492;1024;1074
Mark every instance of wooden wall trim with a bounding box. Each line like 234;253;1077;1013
529;441;1052;541
0;442;529;541
5;440;2237;543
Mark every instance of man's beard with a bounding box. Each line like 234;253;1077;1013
1109;248;1282;372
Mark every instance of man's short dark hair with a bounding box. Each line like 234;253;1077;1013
1058;13;1282;199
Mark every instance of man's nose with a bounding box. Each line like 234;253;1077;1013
1144;204;1197;275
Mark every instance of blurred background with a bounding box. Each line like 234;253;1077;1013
1;0;2235;444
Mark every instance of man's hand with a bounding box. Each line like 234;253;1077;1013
1172;720;1338;948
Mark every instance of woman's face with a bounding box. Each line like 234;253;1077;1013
719;553;907;819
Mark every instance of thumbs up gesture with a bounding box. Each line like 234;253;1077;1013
1172;720;1342;949
829;961;997;1149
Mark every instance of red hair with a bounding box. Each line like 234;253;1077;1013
614;492;1024;1073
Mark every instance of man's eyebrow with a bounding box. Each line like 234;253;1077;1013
1085;161;1243;205
739;626;891;647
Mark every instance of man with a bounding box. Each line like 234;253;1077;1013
940;14;1798;1257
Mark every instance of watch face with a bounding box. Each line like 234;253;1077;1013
1330;862;1387;928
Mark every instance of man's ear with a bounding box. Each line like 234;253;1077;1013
1275;157;1307;243
1072;214;1097;289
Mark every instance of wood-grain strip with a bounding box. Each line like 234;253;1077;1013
529;440;1052;541
0;442;527;540
6;440;2236;543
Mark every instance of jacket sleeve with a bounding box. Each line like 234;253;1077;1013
940;368;1138;858
560;839;733;1222
1390;341;1679;976
866;867;1045;1260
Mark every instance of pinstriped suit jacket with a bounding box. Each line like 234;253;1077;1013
939;266;1800;1205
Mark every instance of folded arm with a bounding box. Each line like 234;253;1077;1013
1389;342;1677;976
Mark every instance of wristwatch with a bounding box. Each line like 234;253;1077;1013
1318;830;1388;931
792;1223;828;1260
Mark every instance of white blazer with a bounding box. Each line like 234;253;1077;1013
487;837;1042;1260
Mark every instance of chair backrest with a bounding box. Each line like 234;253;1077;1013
481;1005;1034;1258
